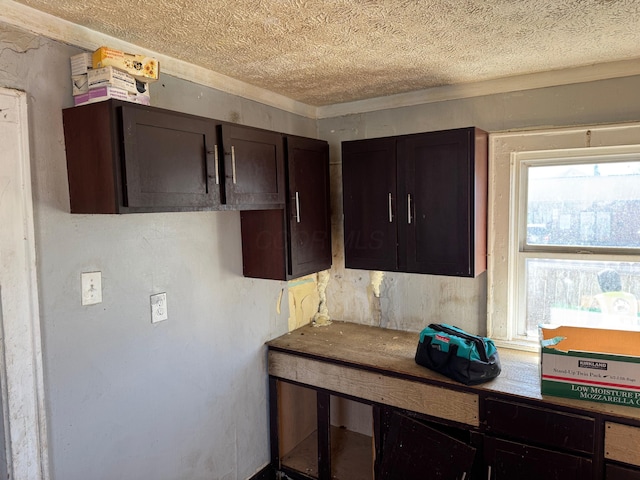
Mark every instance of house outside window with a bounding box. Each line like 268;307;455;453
512;148;640;341
488;124;640;351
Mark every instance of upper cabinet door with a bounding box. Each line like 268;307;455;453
398;128;478;276
286;136;332;279
121;104;220;210
220;124;285;207
342;137;398;271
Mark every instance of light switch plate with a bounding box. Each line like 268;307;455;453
81;271;102;306
150;293;168;323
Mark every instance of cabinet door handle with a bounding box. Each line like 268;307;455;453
231;145;237;184
295;192;301;223
213;145;220;185
388;193;393;223
486;465;491;480
407;193;413;224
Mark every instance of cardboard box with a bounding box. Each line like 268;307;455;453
540;324;640;408
72;74;88;96
74;86;151;107
92;46;159;82
70;52;92;75
88;66;139;94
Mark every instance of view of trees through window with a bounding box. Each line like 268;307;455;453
522;160;640;336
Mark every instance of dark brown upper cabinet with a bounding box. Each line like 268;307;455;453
62;100;285;213
240;136;332;280
342;126;487;277
219;124;285;207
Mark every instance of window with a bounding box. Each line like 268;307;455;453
488;124;640;351
510;147;640;342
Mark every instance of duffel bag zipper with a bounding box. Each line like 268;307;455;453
428;324;490;363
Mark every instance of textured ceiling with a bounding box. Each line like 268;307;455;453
11;0;640;106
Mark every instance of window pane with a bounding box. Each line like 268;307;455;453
526;161;640;248
524;258;640;337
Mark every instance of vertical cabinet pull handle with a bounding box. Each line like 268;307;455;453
407;193;413;224
231;145;237;184
295;192;301;223
296;192;300;223
486;465;492;480
213;145;219;185
388;193;393;223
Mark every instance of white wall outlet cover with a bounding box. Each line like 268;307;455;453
150;293;168;323
81;271;102;306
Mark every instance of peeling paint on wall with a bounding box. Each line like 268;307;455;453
370;270;384;297
313;269;331;327
285;270;334;331
287;275;320;331
0;30;41;53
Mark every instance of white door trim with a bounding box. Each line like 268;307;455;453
0;88;49;480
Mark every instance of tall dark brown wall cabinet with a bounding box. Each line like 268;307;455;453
342;126;487;277
240;135;332;280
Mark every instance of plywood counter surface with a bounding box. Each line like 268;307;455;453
267;321;640;423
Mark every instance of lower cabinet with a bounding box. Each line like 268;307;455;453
607;464;640;480
270;378;640;480
484;436;593;479
274;381;373;480
267;328;640;480
378;411;479;480
484;397;595;479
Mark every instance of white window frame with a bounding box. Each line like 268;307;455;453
487;123;640;351
509;146;640;343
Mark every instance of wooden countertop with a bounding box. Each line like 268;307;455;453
267;321;640;422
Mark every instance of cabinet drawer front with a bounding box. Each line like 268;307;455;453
606;422;640;467
485;436;593;479
485;398;595;454
607;463;640;480
269;351;480;427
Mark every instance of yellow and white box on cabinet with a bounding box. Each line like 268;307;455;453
540;324;640;408
92;46;159;82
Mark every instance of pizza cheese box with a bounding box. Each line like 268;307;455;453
540;324;640;408
92;46;159;82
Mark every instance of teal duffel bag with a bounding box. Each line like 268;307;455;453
415;323;501;385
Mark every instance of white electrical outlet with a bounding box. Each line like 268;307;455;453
150;293;168;323
81;271;102;306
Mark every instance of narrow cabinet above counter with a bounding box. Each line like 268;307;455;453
62;100;285;213
240;135;332;280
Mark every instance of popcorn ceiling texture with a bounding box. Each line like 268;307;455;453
14;0;640;106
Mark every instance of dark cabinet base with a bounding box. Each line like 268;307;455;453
379;412;476;480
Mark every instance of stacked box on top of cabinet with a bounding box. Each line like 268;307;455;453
69;46;157;107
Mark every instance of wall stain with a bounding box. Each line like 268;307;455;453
0;31;42;54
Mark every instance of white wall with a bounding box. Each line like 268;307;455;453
0;21;316;480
